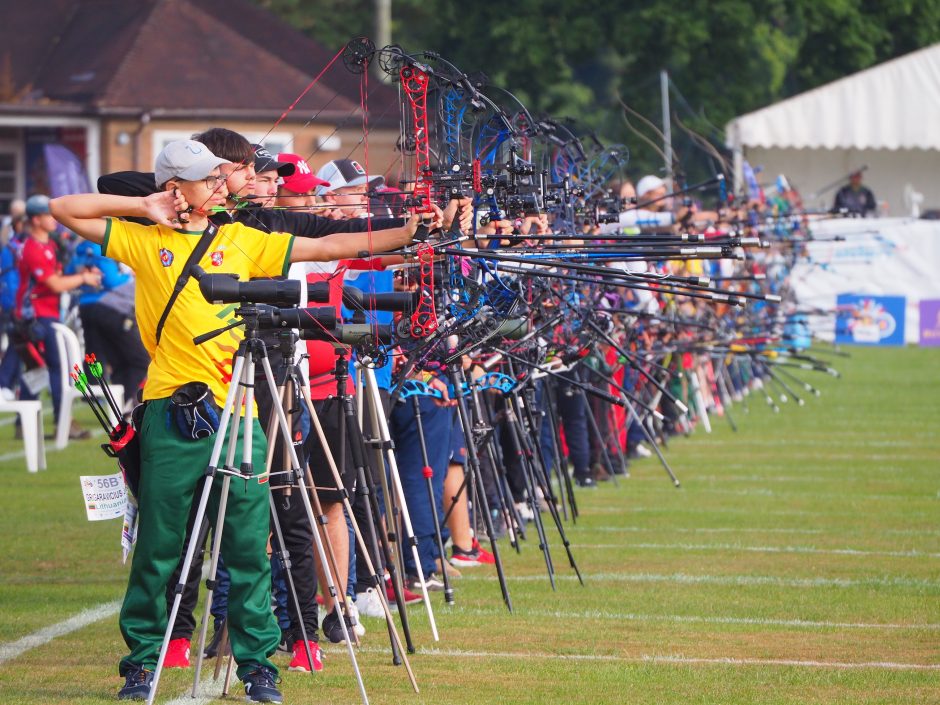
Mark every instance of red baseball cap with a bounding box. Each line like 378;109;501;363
277;153;331;194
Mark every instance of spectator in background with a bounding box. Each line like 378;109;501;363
69;240;148;411
0;202;27;404
9;195;101;438
1;199;26;246
833;170;877;216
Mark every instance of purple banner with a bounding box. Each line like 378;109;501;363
919;299;940;347
43;143;91;198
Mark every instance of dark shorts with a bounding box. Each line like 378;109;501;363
304;397;357;505
449;409;467;465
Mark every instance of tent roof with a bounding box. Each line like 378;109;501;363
727;44;940;151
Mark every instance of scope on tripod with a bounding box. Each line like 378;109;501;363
199;273;301;307
301;323;394;345
308;282;417;312
256;305;337;331
254;304;394;347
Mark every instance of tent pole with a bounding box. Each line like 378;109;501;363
661;69;673;193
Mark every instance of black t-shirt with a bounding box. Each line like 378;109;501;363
96;171;406;236
833;185;876;216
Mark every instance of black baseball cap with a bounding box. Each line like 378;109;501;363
252;144;295;176
315;158;384;195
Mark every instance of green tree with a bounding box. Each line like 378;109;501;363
252;0;940;180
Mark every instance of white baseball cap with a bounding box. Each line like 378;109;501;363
636;175;666;199
155;140;230;187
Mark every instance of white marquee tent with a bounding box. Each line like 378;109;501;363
726;44;940;216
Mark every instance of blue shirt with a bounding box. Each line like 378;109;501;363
67;240;132;306
343;267;394;390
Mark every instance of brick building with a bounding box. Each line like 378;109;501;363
0;0;400;210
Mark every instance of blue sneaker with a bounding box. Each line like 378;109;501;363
117;664;154;700
242;665;282;703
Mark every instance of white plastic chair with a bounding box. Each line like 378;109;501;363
51;322;124;450
0;398;46;472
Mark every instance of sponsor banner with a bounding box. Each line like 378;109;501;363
835;295;905;346
43;143;92;198
790;218;940;343
919;299;940;347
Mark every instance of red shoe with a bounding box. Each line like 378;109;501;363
472;538;496;565
385;577;422;605
288;640;323;673
164;638;191;668
450;546;483;567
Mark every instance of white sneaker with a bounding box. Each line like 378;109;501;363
0;387;14;402
514;501;535;522
354;588;385;619
633;442;652;458
347;601;366;638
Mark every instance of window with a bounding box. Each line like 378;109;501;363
0;141;22;214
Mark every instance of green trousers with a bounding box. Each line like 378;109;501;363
118;398;280;679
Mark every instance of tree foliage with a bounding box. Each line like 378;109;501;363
253;0;940;178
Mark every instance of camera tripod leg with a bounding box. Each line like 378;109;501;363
221;651;235;695
511;384;583;586
357;369;417;655
410;395;455;604
211;619;229;680
278;360;418;695
713;357;738;432
254;355;370;705
450;366;513;612
689;364;713;432
621;393;680;487
261;384;318;674
477;393;526;548
361;362;440;641
147;352;248;705
502;392;556;589
334;389;419;685
543;382;578;522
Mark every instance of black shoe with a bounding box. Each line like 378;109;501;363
277;628;292;654
574;475;597;488
321;608;354;644
118;664;154;701
242;665;282;704
591;463;611;482
406;573;445;592
203;620;226;659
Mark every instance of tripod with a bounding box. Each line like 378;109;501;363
359;357;442;640
147;307;368;705
270;337;420;680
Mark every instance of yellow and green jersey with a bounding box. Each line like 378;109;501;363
102;218;294;406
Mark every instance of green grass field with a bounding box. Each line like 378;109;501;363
0;345;938;704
